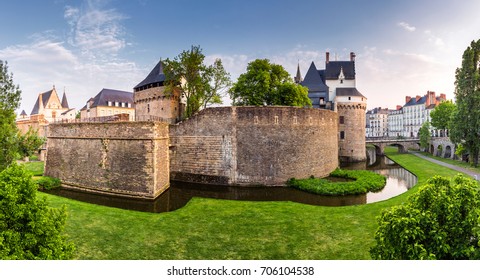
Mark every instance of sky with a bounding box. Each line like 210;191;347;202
1;0;480;114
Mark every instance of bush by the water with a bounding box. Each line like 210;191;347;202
36;176;61;190
287;169;386;196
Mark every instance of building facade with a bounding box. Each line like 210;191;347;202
80;88;135;121
366;107;389;137
133;60;185;123
384;91;446;138
297;52;367;162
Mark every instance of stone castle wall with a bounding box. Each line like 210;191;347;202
44;122;169;198
169;106;339;185
134;86;184;122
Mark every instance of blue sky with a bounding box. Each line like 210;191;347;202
1;0;480;114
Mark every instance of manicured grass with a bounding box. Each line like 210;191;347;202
418;151;480;173
288;169;386;195
37;149;465;259
20;161;44;177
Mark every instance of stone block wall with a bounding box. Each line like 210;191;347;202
337;102;367;162
170;106;339;186
45;122;169;199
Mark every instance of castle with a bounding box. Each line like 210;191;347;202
44;52;367;199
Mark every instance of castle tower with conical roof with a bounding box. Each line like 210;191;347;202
133;59;184;123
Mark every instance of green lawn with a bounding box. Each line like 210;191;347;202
418;151;480;173
33;148;464;259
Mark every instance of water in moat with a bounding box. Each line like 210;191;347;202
44;148;417;212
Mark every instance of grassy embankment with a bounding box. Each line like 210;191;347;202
30;147;463;259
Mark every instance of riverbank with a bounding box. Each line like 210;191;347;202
37;148;465;259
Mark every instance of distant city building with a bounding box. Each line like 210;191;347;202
80;88;135;121
371;91;447;138
366;107;389;137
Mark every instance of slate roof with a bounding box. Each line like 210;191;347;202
134;60;166;90
20;110;27;116
325;61;355;80
300;62;329;92
404;96;427;106
61;108;76;115
336;88;366;98
82;88;134;110
30;89;54;115
61;92;69;108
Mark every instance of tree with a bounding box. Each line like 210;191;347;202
430;100;455;131
164;45;231;119
370;175;480;260
0;164;75;259
0;60;22;170
229;59;312;107
418;122;431;151
450;40;480;167
18;127;45;160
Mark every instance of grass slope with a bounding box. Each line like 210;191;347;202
38;148;464;259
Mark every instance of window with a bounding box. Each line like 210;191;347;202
348;97;351;100
108;101;112;106
115;101;119;107
340;131;345;139
147;104;150;113
339;116;345;124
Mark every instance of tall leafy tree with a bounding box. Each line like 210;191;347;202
450;40;480;166
430;100;455;131
0;60;22;170
418;122;431;151
229;59;311;107
164;45;231;119
18;127;45;160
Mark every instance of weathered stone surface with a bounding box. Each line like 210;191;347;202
170;106;339;186
45;122;169;199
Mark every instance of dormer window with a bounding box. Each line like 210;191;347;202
338;66;345;84
108;101;112;106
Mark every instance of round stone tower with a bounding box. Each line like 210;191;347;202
335;88;367;162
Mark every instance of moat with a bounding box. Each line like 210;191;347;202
44;149;417;213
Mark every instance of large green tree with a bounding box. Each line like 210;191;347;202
370;175;480;260
0;60;22;170
450;39;480;166
164;45;231;119
0;164;75;259
430;100;455;131
229;59;311;107
418;121;431;151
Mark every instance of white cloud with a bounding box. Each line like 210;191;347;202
397;21;416;32
424;30;445;48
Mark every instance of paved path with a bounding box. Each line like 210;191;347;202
410;152;480;180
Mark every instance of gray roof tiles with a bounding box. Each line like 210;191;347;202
134;60;166;90
82;88;134;110
300;62;329;92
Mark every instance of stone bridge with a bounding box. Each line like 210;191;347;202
429;137;456;159
366;138;421;155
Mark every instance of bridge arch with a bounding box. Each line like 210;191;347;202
445;145;452;159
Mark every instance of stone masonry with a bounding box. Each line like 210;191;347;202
45;122;169;199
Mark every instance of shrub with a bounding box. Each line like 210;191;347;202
0;164;75;259
370;175;480;260
287;169;386;196
36;176;61;190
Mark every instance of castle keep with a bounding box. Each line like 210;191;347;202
44;52;366;199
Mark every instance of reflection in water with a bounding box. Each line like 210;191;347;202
44;148;417;212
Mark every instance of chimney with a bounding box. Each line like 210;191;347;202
406;96;411;104
396;105;402;110
416;95;421;102
350;52;356;62
426;93;430;106
440;93;446;100
326;52;330;64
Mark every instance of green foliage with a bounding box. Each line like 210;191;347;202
36;176;61;190
0;60;22;171
370;175;480;260
450;39;480;166
22;161;44;177
430;100;455;130
0;164;75;259
17;127;45;158
229;59;312;107
418;122;431;149
164;45;231;119
287;169;386;196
